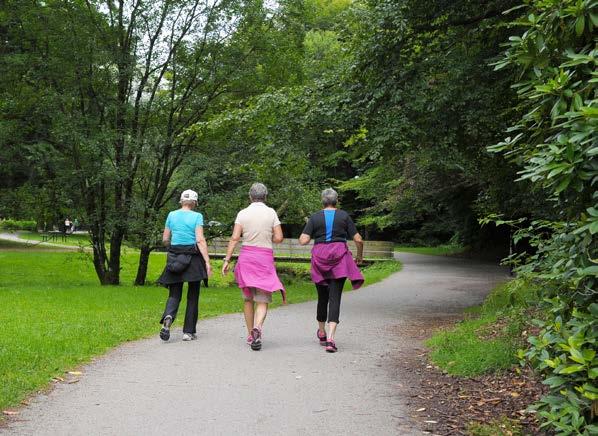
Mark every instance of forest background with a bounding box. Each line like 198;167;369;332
1;0;596;432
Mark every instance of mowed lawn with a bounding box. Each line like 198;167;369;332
0;243;400;412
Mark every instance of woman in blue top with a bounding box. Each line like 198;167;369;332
157;189;212;342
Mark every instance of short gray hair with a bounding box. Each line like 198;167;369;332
321;188;338;207
249;182;268;202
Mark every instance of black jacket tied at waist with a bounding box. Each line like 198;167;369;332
158;244;207;286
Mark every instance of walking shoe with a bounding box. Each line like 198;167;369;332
182;333;197;341
250;327;262;351
317;329;327;346
246;334;253;346
325;340;337;353
160;315;172;341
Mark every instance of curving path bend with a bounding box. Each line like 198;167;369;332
2;253;508;436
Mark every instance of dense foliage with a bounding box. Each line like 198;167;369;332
490;0;597;433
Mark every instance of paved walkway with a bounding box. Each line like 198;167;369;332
2;254;508;436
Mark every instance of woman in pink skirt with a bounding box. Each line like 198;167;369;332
222;183;285;351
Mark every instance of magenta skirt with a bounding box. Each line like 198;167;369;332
234;245;286;303
310;242;364;289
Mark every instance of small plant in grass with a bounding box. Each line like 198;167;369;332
467;416;523;436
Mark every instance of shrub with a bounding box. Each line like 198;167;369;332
0;219;37;231
490;0;598;433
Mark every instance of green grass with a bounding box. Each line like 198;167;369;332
426;281;537;376
13;230;93;247
394;244;466;256
0;247;400;412
467;417;523;436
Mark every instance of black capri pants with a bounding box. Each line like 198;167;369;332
316;278;346;324
160;281;201;334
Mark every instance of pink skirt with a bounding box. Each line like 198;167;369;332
234;245;286;303
310;242;364;290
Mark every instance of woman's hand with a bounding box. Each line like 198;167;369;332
355;256;364;266
205;262;213;277
221;259;230;275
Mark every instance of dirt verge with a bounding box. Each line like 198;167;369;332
389;316;548;435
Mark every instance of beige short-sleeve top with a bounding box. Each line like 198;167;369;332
235;202;281;249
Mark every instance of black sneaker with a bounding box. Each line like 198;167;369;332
160;315;173;341
250;327;262;351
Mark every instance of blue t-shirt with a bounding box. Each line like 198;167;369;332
165;210;204;246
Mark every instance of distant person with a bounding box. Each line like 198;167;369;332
72;218;79;232
157;189;212;342
299;188;364;353
222;183;285;351
64;217;72;234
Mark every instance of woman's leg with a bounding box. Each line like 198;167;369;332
162;282;184;323
183;281;201;334
244;300;255;335
254;302;268;330
326;278;346;341
316;284;329;334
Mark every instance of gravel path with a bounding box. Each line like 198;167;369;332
2;253;508;436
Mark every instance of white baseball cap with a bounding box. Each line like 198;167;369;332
180;189;198;202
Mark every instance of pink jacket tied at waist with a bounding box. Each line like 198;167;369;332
310;242;364;289
234;245;286;303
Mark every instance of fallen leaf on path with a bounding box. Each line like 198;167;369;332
67;371;83;376
3;410;19;416
416;407;426;412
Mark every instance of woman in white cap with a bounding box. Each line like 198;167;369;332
157;189;212;341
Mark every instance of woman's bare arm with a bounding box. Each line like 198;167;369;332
272;224;283;244
353;232;364;264
222;224;242;274
299;233;311;245
195;226;212;276
162;228;171;247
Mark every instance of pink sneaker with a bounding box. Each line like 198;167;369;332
246;335;253;346
316;329;327;346
325;340;337;353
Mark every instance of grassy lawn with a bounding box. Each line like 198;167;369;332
0;244;400;412
425;280;539;376
11;231;93;247
393;244;466;256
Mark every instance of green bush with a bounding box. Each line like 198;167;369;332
489;0;598;433
0;219;37;231
520;301;598;434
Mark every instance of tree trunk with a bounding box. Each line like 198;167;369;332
105;230;124;285
134;244;152;286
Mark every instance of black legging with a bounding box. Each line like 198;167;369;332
161;281;201;334
316;278;346;324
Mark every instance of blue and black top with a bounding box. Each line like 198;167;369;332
302;209;358;244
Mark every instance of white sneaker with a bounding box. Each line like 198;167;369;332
182;333;197;341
